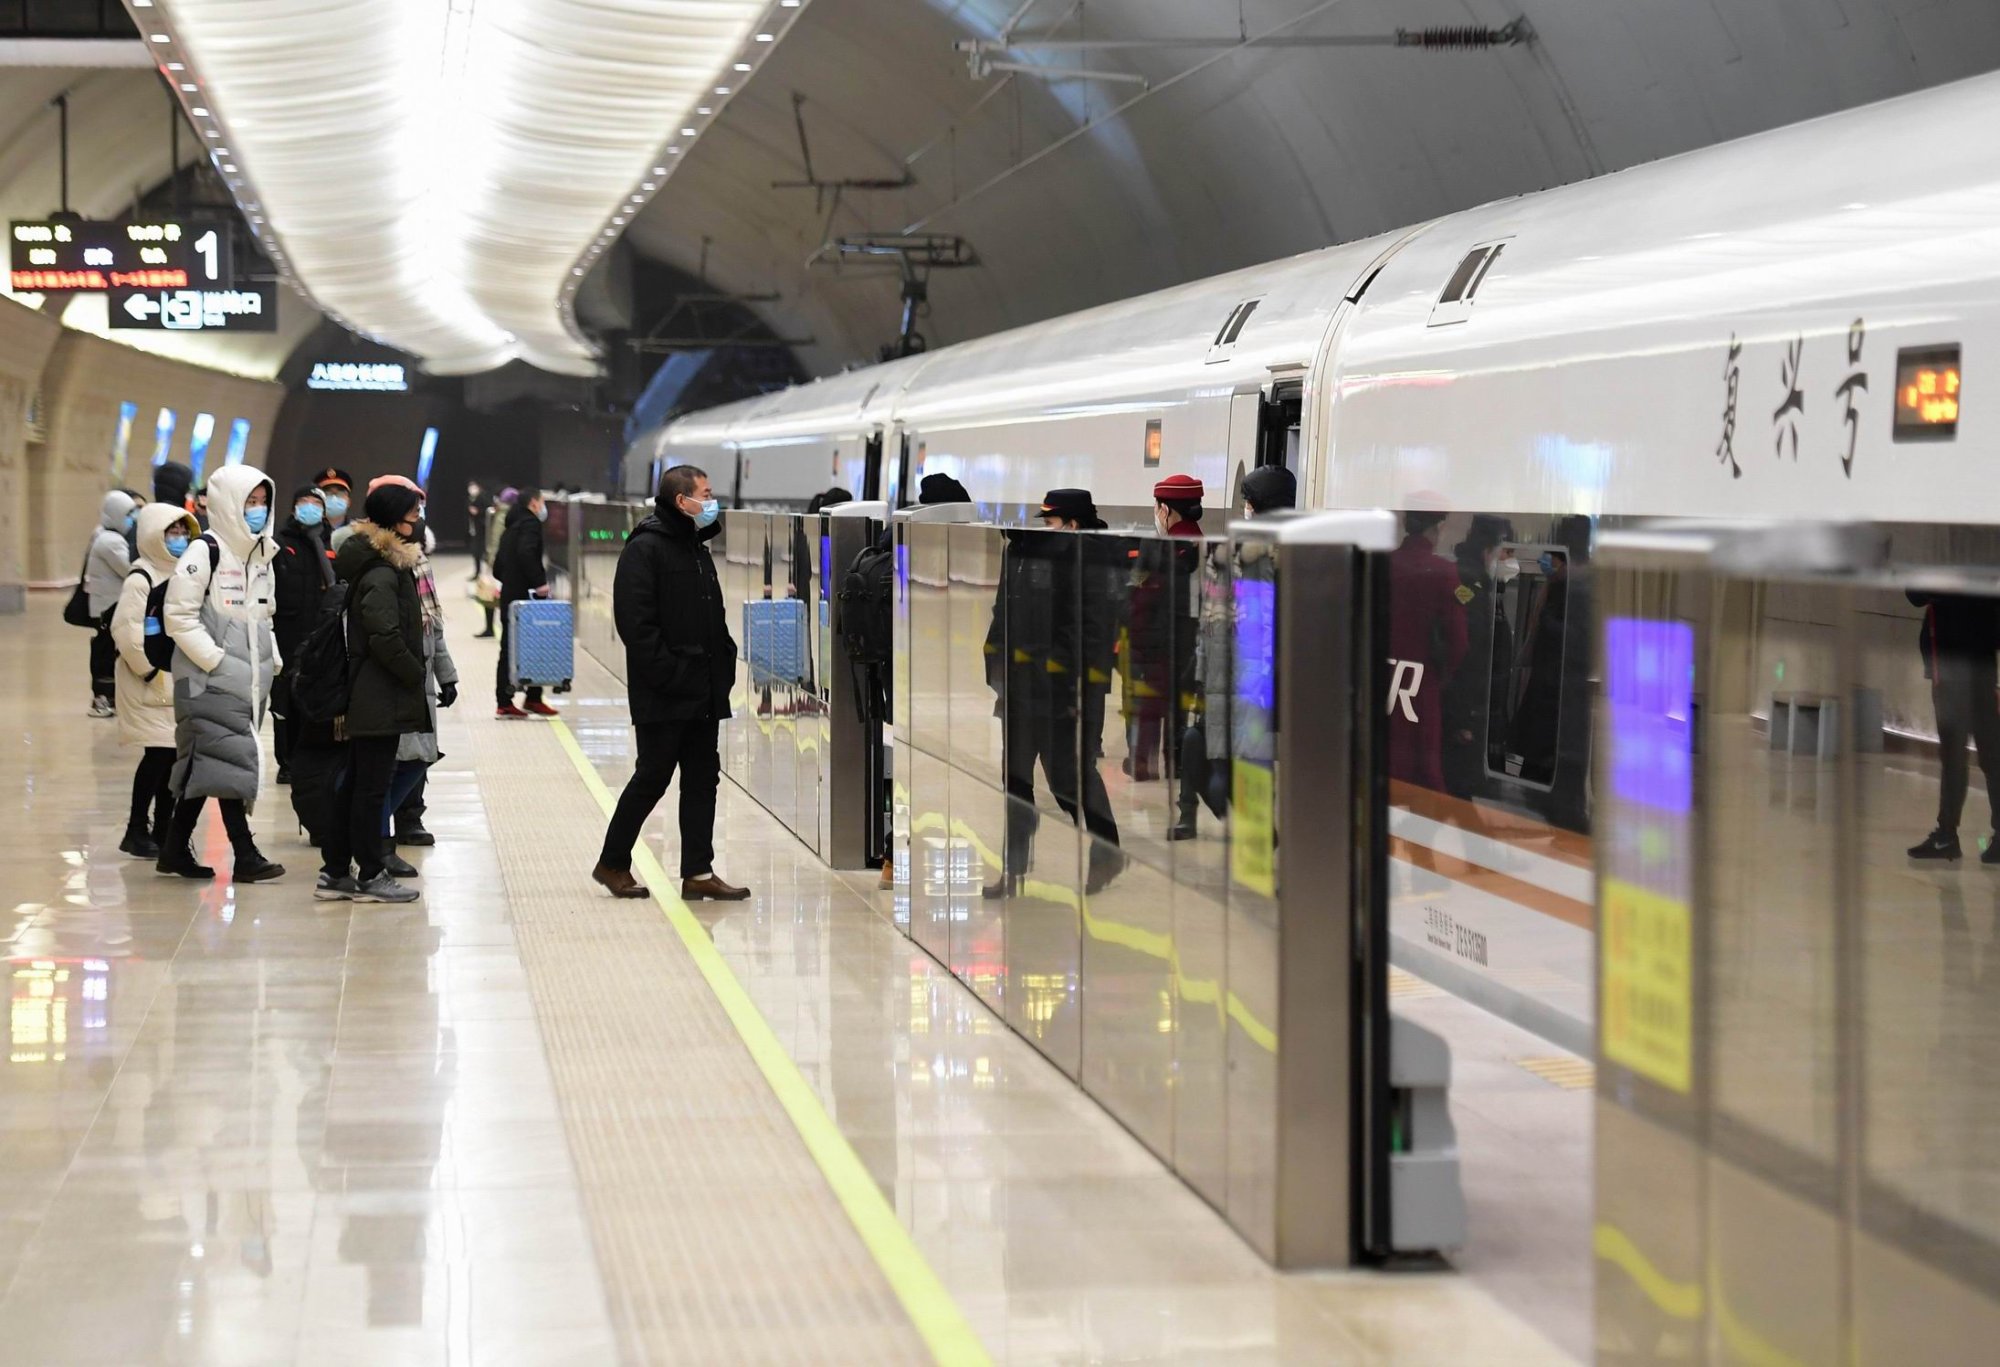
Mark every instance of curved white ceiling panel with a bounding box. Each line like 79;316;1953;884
153;0;780;376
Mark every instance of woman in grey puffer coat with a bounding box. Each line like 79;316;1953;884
158;464;286;885
84;489;136;716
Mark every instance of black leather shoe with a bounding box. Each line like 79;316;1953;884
157;847;214;879
234;851;286;883
1909;829;1962;861
1166;819;1197;842
1982;837;2000;867
381;851;420;878
275;766;292;786
395;820;436;847
981;874;1022;901
119;828;160;860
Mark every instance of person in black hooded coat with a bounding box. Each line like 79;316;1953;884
270;485;336;781
591;464;749;903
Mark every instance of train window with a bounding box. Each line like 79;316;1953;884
1438;248;1493;307
1207;297;1264;363
1143;418;1162;468
1429;239;1510;328
1221;298;1260;344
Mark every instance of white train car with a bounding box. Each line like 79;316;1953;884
641;72;2000;1052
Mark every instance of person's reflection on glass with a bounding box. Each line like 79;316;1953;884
1044;490;1127;892
1443;515;1514;801
1508;548;1569;788
1388;511;1468;792
984;501;1065;900
1906;591;2000;862
1170;467;1294;840
1124;475;1205;782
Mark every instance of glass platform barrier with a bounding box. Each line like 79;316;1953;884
1592;521;2000;1364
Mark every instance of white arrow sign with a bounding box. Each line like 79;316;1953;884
122;293;160;321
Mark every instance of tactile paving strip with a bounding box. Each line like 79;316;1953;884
465;715;930;1365
1515;1055;1597;1091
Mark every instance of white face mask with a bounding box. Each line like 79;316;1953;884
1153;505;1172;536
1494;556;1521;583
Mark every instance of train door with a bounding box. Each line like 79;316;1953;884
862;431;883;503
1227;380;1304;514
888;431;913;509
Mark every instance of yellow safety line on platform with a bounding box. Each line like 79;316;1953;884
550;719;989;1367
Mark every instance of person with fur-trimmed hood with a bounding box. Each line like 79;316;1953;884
158;464;285;883
314;483;430;905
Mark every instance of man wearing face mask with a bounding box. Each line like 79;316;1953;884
1443;515;1515;800
270;486;335;783
314;468;354;538
494;487;556;718
592;464;748;902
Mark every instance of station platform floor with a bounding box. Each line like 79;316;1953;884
0;565;1584;1365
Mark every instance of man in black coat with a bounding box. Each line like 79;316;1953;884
493;489;555;717
592;465;749;902
270;485;336;782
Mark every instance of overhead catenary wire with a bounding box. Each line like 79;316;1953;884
906;2;1528;232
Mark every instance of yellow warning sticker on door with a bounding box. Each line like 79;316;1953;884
1600;877;1692;1094
1231;759;1276;898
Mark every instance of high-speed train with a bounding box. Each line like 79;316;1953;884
628;72;2000;1052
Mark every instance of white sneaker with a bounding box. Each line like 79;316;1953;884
87;696;114;718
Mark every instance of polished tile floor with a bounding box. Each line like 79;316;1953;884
0;573;1580;1364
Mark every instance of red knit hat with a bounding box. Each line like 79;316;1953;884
1153;473;1204;502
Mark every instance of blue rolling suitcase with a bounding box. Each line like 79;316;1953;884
508;598;574;693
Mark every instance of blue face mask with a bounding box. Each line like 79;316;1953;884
534;502;549;522
690;498;720;529
165;534;190;559
1538;552;1556;575
323;493;348;519
244;505;270;535
124;513;136;532
295;502;324;527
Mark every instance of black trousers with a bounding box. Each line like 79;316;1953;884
495;606;543;707
89;618;116;701
1175;721;1229;823
168;792;254;857
129;746;175;836
321;733;400;881
1003;688;1119;877
599;719;720;877
1934;651;2000;832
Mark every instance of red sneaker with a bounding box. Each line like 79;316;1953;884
496;703;528;719
525;699;559;717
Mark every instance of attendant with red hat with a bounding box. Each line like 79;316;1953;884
1124;474;1205;782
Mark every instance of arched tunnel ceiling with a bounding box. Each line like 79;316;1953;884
0;65;321;379
618;0;2000;376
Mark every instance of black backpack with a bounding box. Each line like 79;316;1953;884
131;538;219;671
131;570;175;671
840;542;895;667
287;580;356;724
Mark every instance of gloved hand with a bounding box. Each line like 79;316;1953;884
438;681;458;708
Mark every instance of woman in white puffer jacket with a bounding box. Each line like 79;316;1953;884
111;502;202;858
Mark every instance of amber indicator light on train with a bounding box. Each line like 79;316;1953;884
1143;418;1162;468
1894;345;1962;441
